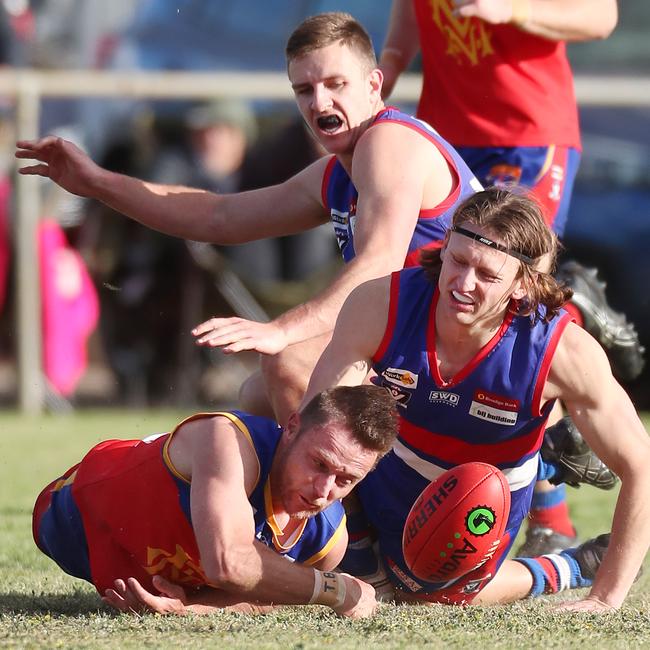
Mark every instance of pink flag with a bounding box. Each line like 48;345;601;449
39;219;99;396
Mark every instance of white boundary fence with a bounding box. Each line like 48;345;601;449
2;69;650;413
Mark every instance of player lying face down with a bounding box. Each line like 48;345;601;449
32;386;397;618
301;188;650;612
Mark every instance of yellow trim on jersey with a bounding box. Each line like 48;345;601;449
533;145;556;184
162;412;261;488
303;513;347;567
264;478;308;551
53;469;78;491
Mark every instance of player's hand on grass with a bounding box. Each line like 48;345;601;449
193;316;289;355
333;574;378;619
103;576;190;615
554;596;618;613
15;136;104;198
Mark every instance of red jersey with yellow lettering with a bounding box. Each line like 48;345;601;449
413;0;580;148
33;411;346;594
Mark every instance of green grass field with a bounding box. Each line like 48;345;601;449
1;410;649;649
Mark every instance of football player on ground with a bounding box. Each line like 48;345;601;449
301;188;650;611
33;386;397;617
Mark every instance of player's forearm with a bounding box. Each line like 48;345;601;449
184;586;277;615
588;463;650;607
514;0;617;41
274;256;392;347
380;0;421;98
91;167;233;242
204;541;344;609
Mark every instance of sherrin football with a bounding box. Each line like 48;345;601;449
402;462;511;583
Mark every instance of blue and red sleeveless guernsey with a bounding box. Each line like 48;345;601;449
33;411;346;594
321;107;483;268
358;267;571;596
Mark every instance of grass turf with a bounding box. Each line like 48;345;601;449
1;410;649;649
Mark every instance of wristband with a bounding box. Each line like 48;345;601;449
510;0;531;26
309;570;347;609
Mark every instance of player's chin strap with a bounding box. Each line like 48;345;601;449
451;225;534;265
309;569;347;609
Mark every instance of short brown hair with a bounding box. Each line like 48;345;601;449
286;12;377;71
299;385;397;457
421;187;572;322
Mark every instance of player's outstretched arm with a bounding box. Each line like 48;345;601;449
544;323;650;610
103;575;277;615
193;122;446;356
301;276;391;409
169;416;377;618
15;137;328;244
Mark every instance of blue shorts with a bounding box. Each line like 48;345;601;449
33;466;93;584
457;146;581;238
351;453;535;604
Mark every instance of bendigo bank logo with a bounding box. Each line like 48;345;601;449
469;389;519;426
429;0;494;66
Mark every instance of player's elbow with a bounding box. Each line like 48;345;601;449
588;6;618;40
204;545;257;592
616;440;650;487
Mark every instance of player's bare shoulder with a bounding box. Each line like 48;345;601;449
355;118;438;167
545;321;614;403
167;414;260;492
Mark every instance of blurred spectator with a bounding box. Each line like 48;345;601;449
240;116;339;284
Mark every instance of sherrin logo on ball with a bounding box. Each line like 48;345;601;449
402;463;510;583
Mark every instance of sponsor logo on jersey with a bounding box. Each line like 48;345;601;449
429;390;460;406
383;367;419;389
429;0;494;66
461;573;493;595
386;556;423;592
331;208;349;251
330;208;348;226
381;379;412;408
486;164;522;186
469;389;519;426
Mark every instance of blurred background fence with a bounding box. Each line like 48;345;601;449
0;0;649;413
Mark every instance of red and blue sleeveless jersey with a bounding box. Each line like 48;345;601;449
357;267;571;593
321;107;483;268
34;411;346;594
